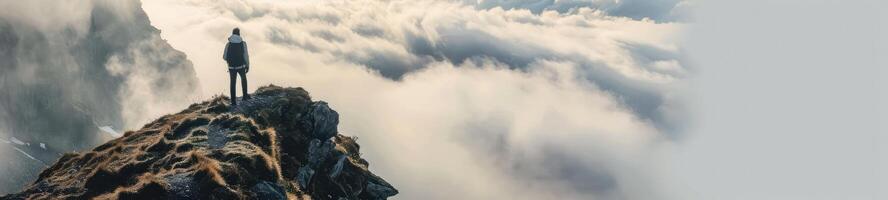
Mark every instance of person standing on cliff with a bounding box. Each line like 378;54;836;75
223;27;250;106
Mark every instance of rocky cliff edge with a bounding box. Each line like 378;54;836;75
1;85;397;200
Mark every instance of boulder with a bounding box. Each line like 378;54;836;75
303;101;340;140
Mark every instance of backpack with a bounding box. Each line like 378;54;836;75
226;42;246;67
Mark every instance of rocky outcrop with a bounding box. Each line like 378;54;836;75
0;85;397;200
302;102;340;140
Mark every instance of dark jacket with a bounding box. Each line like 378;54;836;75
223;35;249;69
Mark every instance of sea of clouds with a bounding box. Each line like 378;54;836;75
142;0;692;199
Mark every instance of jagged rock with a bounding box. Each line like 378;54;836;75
308;139;336;168
297;138;336;190
0;85;397;200
365;181;399;200
303;101;340;140
329;155;348;178
296;167;315;191
251;181;287;200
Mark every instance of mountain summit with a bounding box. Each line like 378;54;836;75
1;86;398;200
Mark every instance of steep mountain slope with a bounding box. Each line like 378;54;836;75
1;86;397;200
0;0;201;193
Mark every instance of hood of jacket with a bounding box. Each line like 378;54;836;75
228;34;243;43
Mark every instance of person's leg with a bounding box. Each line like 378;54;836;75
229;69;238;105
239;69;250;99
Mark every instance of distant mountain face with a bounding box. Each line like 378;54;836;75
2;86;397;200
0;0;200;193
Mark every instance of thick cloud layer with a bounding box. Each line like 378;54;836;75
143;0;689;199
0;0;200;193
467;0;693;21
